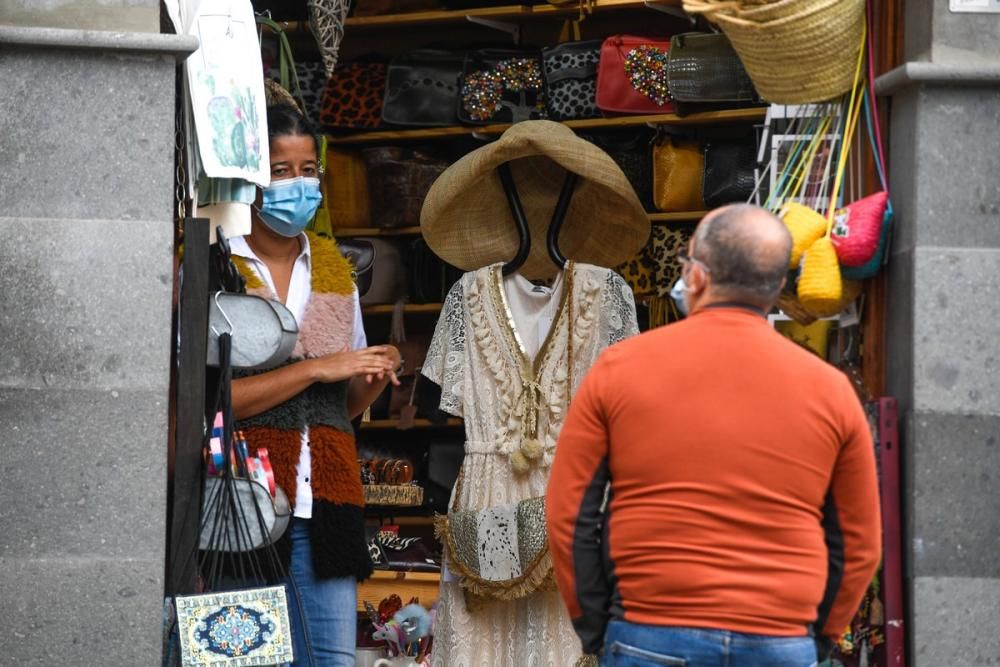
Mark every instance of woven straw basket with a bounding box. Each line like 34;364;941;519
780;202;828;269
682;0;865;103
798;236;844;316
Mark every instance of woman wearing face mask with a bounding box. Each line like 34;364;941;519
229;101;401;667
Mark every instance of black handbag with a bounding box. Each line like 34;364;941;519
408;238;464;305
542;39;603;121
337;238;375;299
702;140;757;208
581;129;656;211
459;49;547;125
382;50;466;127
666;32;756;103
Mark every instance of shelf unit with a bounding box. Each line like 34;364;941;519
649;210;707;223
281;0;683;32
333;212;703;239
327;108;766;146
362;303;443;316
333;226;422;237
357;570;440;612
362;417;463;430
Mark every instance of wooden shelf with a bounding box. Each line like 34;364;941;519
532;0;680;17
362;417;463;430
282;0;680;32
366;514;436;526
362;303;443;315
334;214;706;234
327;108;766;145
357;570;440;612
649;210;708;223
332;226;421;237
347;4;531;28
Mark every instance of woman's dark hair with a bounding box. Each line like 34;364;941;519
266;103;319;157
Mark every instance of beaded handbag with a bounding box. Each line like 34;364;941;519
595;34;676;115
458;49;547;125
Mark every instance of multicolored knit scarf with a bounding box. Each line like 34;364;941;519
232;231;372;580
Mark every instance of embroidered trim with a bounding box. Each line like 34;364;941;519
466;275;515;451
541;272;601;467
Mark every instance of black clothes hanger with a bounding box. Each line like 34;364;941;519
497;162;579;275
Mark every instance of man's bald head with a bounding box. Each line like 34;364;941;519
692;204;792;308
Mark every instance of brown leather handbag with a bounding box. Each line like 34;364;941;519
360;147;450;229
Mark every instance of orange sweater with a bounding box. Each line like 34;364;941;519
546;306;881;653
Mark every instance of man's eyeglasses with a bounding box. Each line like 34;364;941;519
677;251;711;273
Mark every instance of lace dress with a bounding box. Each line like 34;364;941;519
422;262;638;667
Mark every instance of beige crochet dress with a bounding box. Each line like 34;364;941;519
421;262;638;667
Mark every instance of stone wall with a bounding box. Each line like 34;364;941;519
0;25;195;666
879;3;1000;663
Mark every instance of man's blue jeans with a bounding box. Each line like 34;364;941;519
285;519;357;667
601;620;818;667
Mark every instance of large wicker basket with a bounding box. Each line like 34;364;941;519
683;0;865;104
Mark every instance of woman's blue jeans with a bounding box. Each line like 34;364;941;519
285;518;357;667
601;620;817;667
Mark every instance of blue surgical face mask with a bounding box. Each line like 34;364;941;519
670;276;690;317
258;176;322;237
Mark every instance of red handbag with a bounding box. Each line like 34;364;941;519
831;190;888;267
596;35;676;115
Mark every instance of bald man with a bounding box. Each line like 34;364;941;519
546;205;881;667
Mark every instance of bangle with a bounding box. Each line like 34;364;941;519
379;459;394;485
397;461;413;484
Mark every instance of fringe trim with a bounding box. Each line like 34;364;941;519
433;513;556;603
307;231;355;296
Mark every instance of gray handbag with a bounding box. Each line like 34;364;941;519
355;237;408;306
199;477;292;552
206;292;299;370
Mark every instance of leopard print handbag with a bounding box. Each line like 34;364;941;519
318;60;388;130
648;225;694;297
542;39;603;121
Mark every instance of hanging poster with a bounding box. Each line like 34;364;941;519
185;0;269;186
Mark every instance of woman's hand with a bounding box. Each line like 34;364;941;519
307;346;399;384
365;344;402;387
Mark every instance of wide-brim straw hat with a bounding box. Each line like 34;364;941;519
420;120;650;280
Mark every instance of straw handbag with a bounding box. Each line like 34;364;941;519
833;16;893;271
683;0;865;104
326;148;371;229
797;20;867;316
831;189;887;266
780;202;827;269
